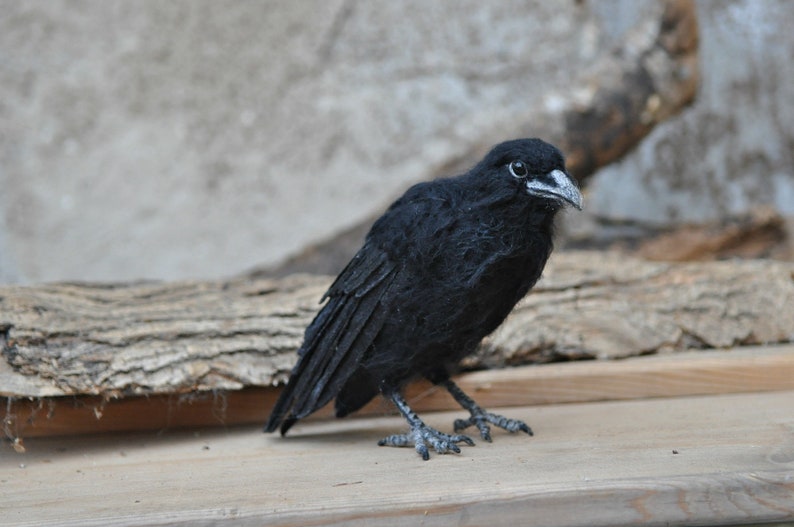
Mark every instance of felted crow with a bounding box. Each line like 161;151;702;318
265;138;583;459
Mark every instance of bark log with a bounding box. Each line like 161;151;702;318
2;253;792;399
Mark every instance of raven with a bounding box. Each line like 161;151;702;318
265;138;583;459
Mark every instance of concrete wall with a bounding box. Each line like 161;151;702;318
585;1;794;227
2;1;792;284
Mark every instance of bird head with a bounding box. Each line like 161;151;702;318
485;138;583;211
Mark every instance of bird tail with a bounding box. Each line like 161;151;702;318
264;255;396;435
263;354;311;435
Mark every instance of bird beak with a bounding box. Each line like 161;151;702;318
525;169;583;210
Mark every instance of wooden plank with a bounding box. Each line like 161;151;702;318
2;391;793;527
440;343;794;407
4;345;794;439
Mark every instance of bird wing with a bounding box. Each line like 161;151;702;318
264;242;398;433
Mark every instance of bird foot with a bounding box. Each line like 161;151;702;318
453;410;533;442
378;423;475;460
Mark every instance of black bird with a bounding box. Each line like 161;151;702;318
265;138;583;459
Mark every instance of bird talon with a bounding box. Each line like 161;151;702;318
453;433;475;446
453;415;492;441
453;418;470;432
454;410;532;439
378;421;474;459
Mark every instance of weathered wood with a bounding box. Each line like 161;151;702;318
3;391;793;527
475;252;794;365
4;345;794;440
0;274;328;398
1;253;793;399
637;206;789;261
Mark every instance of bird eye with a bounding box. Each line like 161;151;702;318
508;160;528;179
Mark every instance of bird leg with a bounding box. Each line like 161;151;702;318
378;391;475;460
442;379;533;442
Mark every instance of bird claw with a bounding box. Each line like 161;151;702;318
378;423;475;460
453;411;533;442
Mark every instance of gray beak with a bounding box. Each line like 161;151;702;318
525;169;583;210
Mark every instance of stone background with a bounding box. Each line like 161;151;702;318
1;0;792;284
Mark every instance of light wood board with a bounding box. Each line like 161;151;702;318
4;345;794;439
2;391;793;527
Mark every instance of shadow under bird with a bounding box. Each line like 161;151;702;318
265;138;583;459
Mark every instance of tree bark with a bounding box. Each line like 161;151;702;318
2;252;792;399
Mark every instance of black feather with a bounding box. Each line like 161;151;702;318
264;138;582;458
264;245;395;434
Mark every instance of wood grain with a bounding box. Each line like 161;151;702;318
4;345;794;440
3;391;793;527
